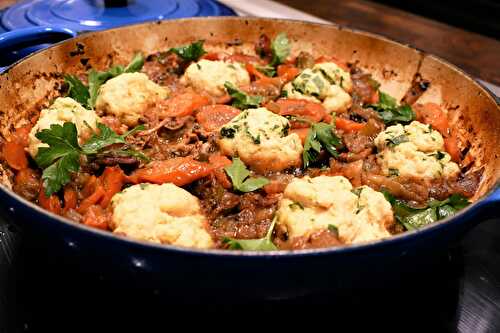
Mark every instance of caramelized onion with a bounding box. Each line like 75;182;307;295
362;173;427;203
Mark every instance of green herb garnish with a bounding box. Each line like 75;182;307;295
224;157;269;192
124;53;145;73
35;122;144;196
63;53;144;109
88;53;144;108
303;122;342;168
34;123;81;197
98;147;149;162
64;75;90;109
223;216;278;251
82;123;144;154
256;65;276;77
169;40;206;62
369;92;415;125
269;33;291;67
224;81;262;110
220;126;237;139
383;191;470;230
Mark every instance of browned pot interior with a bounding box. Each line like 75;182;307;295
0;17;498;201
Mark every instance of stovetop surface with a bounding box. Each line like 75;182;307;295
1;216;499;332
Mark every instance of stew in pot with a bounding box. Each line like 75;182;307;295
0;33;480;251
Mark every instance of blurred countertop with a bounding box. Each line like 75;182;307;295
273;0;500;87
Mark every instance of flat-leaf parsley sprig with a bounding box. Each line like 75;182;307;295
35;122;145;196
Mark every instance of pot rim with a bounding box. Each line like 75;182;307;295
1;16;498;257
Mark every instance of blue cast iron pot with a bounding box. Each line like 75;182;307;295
0;18;498;299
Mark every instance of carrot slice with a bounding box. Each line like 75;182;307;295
78;185;105;214
246;63;267;81
82;205;110;231
100;166;125;208
370;90;380;104
266;98;327;128
15;168;39;188
63;186;78;212
335;118;365;132
214;169;232;189
290;128;310;144
414;103;449;135
3;141;28;171
82;175;98;198
128;157;213;186
208;154;232;189
263;180;288;195
38;187;62;215
445;129;461;162
208;154;232;169
277;64;300;82
196;105;241;131
11;125;31;146
202;52;227;61
163;92;211;118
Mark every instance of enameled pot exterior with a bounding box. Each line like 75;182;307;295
0;18;498;298
0;181;497;299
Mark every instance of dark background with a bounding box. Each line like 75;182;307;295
277;0;500;85
374;0;500;39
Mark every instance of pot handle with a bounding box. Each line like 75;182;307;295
0;26;77;72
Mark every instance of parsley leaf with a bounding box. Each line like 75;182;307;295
169;40;206;62
314;122;341;156
88;69;113;108
82;123;145;154
35;123;81;168
95;147;150;163
223;216;278;251
35;123;82;196
64;75;90;109
270;33;291;67
378;91;398;109
124;53;145;73
383;191;470;230
110;148;149;162
34;122;145;196
41;152;80;198
224;81;263;110
369;91;415;125
256;65;276;77
303;122;342;168
224;157;269;192
87;53;145;108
